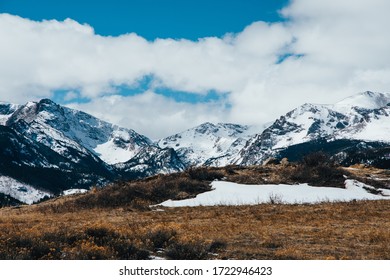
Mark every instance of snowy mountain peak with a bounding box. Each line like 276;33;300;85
5;99;152;164
0;102;20;125
236;91;390;165
0;101;20;114
335;91;390;109
191;122;250;137
194;122;218;134
157;122;254;167
0;98;183;203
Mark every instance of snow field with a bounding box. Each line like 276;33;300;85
158;179;390;207
0;176;51;204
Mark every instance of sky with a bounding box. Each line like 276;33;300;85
1;0;390;139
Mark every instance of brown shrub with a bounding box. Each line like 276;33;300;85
187;167;225;181
165;240;210;260
145;228;177;249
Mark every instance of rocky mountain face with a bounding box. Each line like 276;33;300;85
0;99;186;203
156;91;390;169
156;122;256;167
0;124;114;193
235;91;390;166
6;99;152;165
1;91;390;205
115;146;186;179
0;102;20;125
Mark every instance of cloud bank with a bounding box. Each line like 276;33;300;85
1;0;390;138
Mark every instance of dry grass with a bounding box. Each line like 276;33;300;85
0;199;389;260
0;164;389;260
344;165;390;189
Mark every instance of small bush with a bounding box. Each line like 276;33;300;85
302;152;334;167
146;228;177;249
268;193;284;204
176;178;210;193
85;226;120;247
4;236;61;260
224;165;238;175
280;152;346;187
110;239;150;260
187;167;224;181
208;240;227;253
42;231;85;246
8;236;33;248
129;198;152;211
30;242;52;259
150;182;175;199
85;227;113;239
165;241;210;260
78;241;111;260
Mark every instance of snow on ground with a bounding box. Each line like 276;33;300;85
349;112;390;143
335;91;390;110
62;189;88;196
158;180;390;207
0;176;51;204
0;113;13;125
94;139;138;164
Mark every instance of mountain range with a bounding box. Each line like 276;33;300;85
1;91;390;205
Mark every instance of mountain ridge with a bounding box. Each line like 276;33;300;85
1;90;390;205
156;121;259;167
235;91;390;165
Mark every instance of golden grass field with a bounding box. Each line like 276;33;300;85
0;163;389;260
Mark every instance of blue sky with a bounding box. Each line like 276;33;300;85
0;0;288;105
1;0;288;40
1;0;389;138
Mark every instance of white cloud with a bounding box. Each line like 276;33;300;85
68;92;228;140
1;0;390;138
63;91;78;101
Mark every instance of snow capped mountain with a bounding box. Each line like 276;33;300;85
116;146;186;178
6;99;152;164
0;98;182;203
332;91;390;143
1;91;390;205
157;122;257;167
236;91;390;165
0;123;114;195
0;102;20;125
335;91;390;110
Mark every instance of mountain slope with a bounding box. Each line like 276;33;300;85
0;99;186;203
6;99;152;165
115;146;186;179
157;122;257;167
236;91;390;165
0;124;114;195
0;102;20;125
1;91;390;204
335;91;390;110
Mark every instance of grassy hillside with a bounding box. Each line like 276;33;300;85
1;199;390;260
0;162;389;260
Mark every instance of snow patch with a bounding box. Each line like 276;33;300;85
158;180;390;207
62;188;88;196
335;91;390;110
349;113;390;142
0;176;51;204
95;139;138;164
